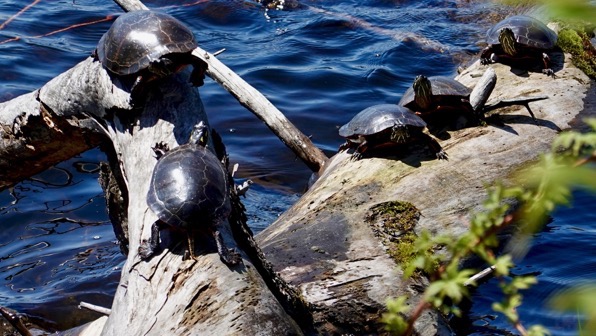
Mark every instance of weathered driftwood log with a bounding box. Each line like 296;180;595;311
256;52;593;335
0;59;112;190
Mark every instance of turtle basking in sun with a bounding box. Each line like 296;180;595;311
338;104;447;160
95;10;207;104
398;75;482;126
480;15;558;76
140;122;241;266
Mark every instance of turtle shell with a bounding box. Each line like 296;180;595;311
147;143;230;230
97;10;198;76
399;76;471;108
486;15;557;50
339;104;426;138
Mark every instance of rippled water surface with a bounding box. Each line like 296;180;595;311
0;0;594;333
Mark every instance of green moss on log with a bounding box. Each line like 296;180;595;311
366;201;420;267
557;28;596;79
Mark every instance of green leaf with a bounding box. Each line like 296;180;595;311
382;296;409;334
550;285;596;334
493;255;514;277
527;324;551;336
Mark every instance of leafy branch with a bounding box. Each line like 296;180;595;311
382;118;596;335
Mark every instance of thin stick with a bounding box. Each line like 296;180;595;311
0;306;32;336
79;301;112;316
464;265;496;286
0;0;41;30
483;95;549;121
0;16;115;45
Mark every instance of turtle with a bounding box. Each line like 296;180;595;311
338;104;447;160
95;10;207;103
139;121;242;266
399;75;483;130
480;15;558;76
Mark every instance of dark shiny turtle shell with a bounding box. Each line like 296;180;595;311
147;142;230;230
339;104;426;138
398;76;471;110
97;10;198;76
486;15;557;50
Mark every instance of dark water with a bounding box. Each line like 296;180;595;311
0;0;593;333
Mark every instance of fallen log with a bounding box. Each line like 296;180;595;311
256;51;593;334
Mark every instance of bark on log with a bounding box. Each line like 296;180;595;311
256;52;594;335
0;59;112;190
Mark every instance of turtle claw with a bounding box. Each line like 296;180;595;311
235;180;253;198
152;142;170;159
480;57;492;66
436;150;448;161
351;152;363;161
542;68;556;78
138;240;155;260
138;221;163;260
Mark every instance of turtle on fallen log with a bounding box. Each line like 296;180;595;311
141;121;242;265
399;69;547;136
399;75;484;132
94;10;208;105
481;15;558;77
338;104;447;160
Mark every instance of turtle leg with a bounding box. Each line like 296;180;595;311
211;229;242;266
461;101;486;127
338;141;351;152
352;138;369;160
129;74;148;107
186;234;196;260
480;46;494;65
138;221;163;260
189;57;208;87
421;133;448;160
541;53;555;78
151;142;170;160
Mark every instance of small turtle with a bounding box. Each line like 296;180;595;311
399;75;476;117
140;121;241;266
480;15;558;76
95;10;207;103
338;104;447;160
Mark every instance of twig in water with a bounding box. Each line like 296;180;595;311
0;0;41;31
79;301;112;316
464;265;496;286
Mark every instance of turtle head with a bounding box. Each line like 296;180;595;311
413;75;432;110
189;121;209;147
498;27;517;56
390;124;409;144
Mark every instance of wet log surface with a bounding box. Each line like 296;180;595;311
256;52;594;335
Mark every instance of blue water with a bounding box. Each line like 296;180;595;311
0;0;594;333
